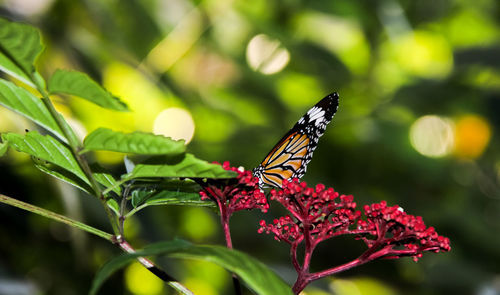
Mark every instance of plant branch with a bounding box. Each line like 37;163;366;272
0;193;194;294
118;182;134;236
32;75;120;235
0;194;113;241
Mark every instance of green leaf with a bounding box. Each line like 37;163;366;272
48;69;128;111
90;240;292;295
130;190;154;208
125;153;237;180
83;128;186;156
140;190;210;207
0;79;66;142
0;18;43;75
34;161;121;198
106;198;120;215
94;172;122;195
34;162;92;193
2;131;88;183
135;189;204;208
0;51;35;87
0;140;8;157
127;181;213;216
126;180;214;217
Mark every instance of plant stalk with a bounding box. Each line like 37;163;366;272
0;194;113;241
32;75;120;236
26;73;192;294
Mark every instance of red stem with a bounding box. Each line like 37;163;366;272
290;242;301;272
292;221;316;294
308;258;364;282
220;207;233;249
292;222;399;294
292;272;310;294
209;185;241;295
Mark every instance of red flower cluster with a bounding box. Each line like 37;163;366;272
258;179;360;247
358;201;451;262
258;179;451;294
199;162;269;214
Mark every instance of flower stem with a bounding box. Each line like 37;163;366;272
0;194;113;241
308;258;363;281
219;203;242;295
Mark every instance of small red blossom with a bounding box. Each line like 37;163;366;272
258;179;359;246
258;179;451;294
199;161;269;214
357;201;451;262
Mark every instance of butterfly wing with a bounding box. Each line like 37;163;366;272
253;93;339;188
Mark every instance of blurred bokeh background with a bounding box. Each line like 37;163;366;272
1;0;499;294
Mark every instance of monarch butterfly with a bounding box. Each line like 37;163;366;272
253;93;339;188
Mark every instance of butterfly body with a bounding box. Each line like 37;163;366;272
253;93;339;188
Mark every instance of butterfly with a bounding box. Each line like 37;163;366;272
253;93;339;188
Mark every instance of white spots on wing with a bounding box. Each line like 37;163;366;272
306;106;326;126
307;106;323;119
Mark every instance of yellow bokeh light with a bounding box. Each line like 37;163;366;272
329;279;361;295
410;115;454;158
180;207;216;241
394;31;453;79
184;260;228;290
453;115;491;159
330;277;396;295
184;277;218;295
0;108;32;133
246;34;290;75
125;262;163;295
153;108;195;144
445;9;500;48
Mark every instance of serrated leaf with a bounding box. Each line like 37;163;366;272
144;190;209;207
83;128;185;156
34;161;121;198
94;172;122;195
0;140;8;157
129;179;200;207
0;79;66;142
0;51;35;87
125;153;237;180
48;69;128;111
130;190;154;208
131;189;208;208
0;18;43;74
90;240;292;295
126;180;213;217
34;162;92;193
2;131;87;183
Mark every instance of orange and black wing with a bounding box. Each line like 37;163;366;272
253;93;339;188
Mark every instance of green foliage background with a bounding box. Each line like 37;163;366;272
0;0;499;294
